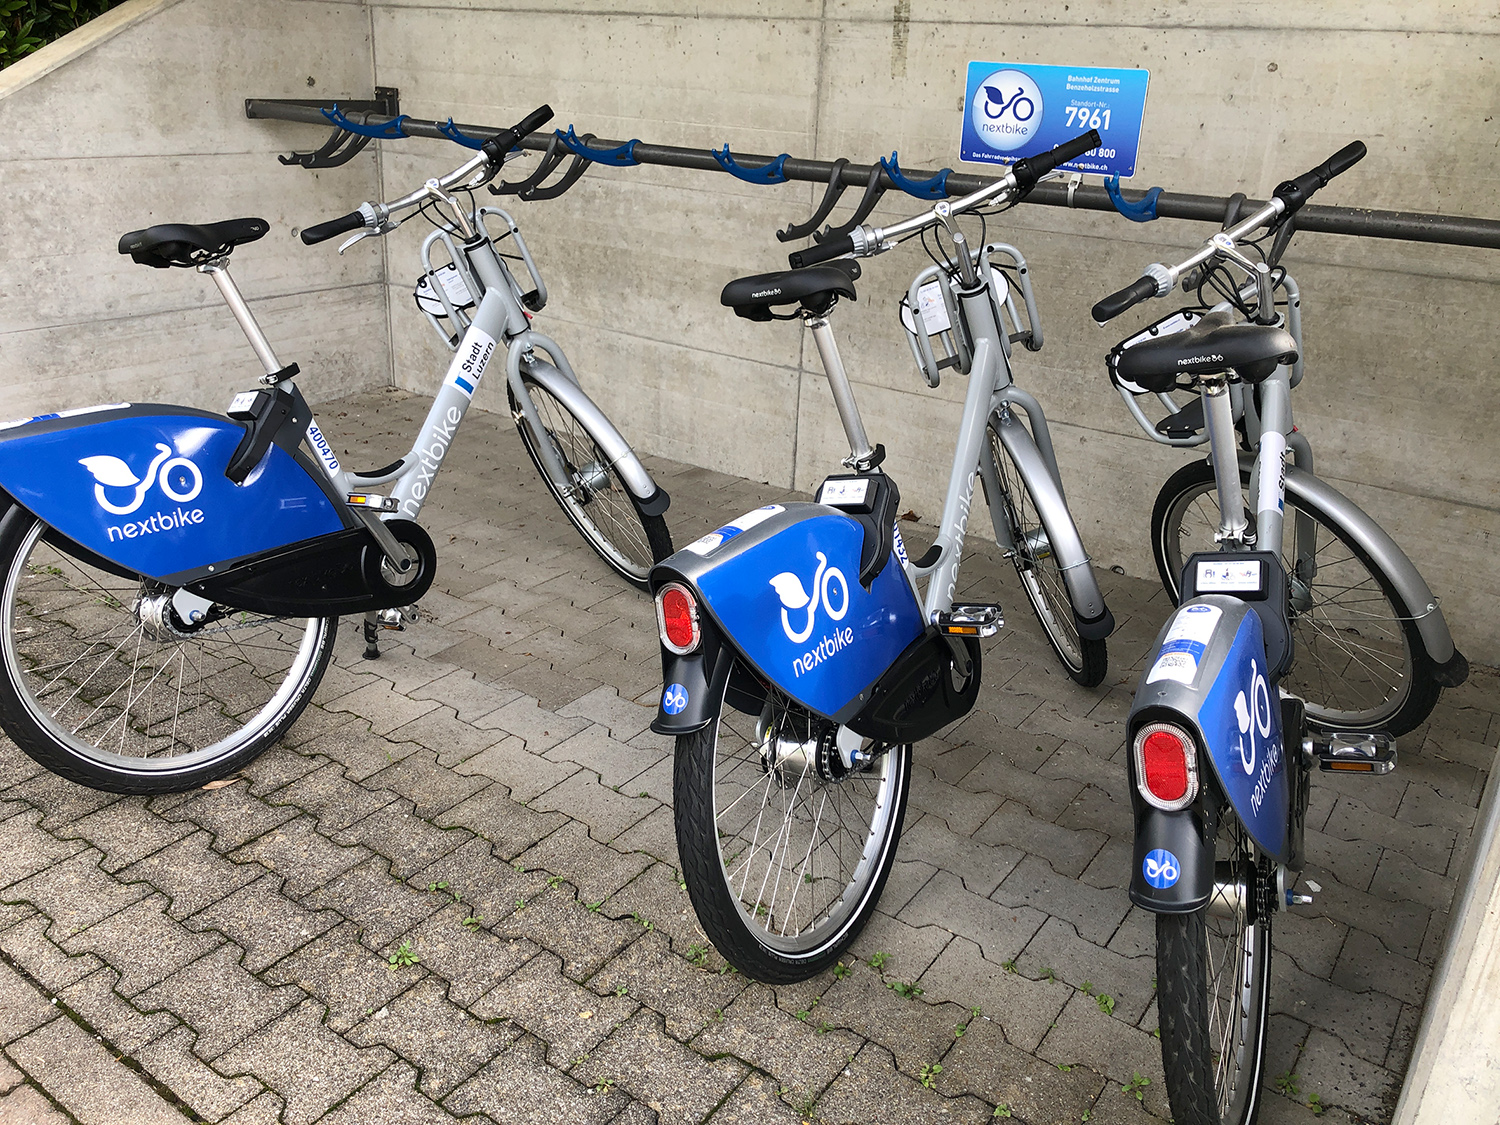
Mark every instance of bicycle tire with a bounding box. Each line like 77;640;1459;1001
0;509;335;793
987;423;1107;687
510;375;672;591
1155;811;1272;1125
674;659;910;983
1152;460;1441;735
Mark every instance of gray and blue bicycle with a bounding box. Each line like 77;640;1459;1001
1094;141;1467;1125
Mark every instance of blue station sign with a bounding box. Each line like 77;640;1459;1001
959;61;1150;178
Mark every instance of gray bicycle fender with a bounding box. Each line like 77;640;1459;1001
994;412;1112;631
521;360;666;508
1276;462;1459;669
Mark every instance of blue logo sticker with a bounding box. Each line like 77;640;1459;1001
960;61;1150;177
661;684;689;715
1143;848;1180;889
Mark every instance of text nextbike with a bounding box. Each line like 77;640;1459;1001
106;505;205;542
402;404;462;518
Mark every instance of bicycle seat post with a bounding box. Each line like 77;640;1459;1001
197;258;286;381
1202;373;1250;545
805;313;876;470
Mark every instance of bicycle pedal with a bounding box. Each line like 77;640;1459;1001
936;604;1003;638
1304;732;1396;775
377;605;420;631
346;492;400;513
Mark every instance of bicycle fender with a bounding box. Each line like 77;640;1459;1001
0;404;350;584
1131;596;1291;864
992;411;1112;633
521;360;666;510
1271;459;1462;674
1128;806;1214;912
651;503;925;723
651;618;732;737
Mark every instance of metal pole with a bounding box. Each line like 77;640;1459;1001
243;99;1500;250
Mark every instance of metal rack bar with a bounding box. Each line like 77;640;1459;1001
243;98;1500;250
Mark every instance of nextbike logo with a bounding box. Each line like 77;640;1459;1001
1143;848;1180;889
1234;657;1283;815
770;553;855;678
402;404;463;518
1178;354;1225;366
970;69;1043;152
80;444;206;543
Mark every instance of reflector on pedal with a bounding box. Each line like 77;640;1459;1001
936;604;1003;638
1304;732;1396;775
347;493;400;512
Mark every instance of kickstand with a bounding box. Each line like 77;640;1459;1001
362;611;381;659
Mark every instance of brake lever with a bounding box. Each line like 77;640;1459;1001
337;220;399;254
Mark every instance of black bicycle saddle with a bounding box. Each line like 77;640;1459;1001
721;260;860;321
118;218;270;269
1110;309;1298;393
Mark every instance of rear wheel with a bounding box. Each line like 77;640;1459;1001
511;375;672;590
674;660;910;983
987;423;1107;687
1152;459;1441;735
0;511;335;793
1155;810;1272;1125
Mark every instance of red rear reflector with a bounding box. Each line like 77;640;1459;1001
656;583;700;655
1133;722;1198;811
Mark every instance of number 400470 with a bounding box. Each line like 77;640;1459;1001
1065;106;1112;130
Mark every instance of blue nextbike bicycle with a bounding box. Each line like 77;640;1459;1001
1094;141;1467;1125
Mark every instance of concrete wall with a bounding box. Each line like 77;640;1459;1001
364;1;1500;663
0;0;389;417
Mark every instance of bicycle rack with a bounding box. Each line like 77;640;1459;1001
243;91;1500;250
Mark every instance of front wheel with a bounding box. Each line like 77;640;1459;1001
1155;810;1272;1125
1152;459;1441;734
987;424;1107;686
674;660;911;983
510;375;672;591
0;511;336;793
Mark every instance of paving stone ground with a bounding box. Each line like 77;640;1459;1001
0;387;1493;1125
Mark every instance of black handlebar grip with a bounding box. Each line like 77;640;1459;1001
301;210;366;246
789;234;856;270
1091;276;1158;324
511;104;555;143
1012;129;1102;190
1275;139;1367;215
482;104;555;161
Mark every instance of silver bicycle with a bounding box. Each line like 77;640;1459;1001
302;104;672;609
1098;172;1468;735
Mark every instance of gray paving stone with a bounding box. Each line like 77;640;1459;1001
847;912;954;984
294;719;426;782
544;724;667;791
302;857;445;951
1272;960;1403;1066
1331;927;1431;1007
1322;794;1456;875
452;734;580;804
1293;1026;1400;1121
409;668;521;725
1300;870;1430;961
428;635;540;685
491;885;637;983
1037;993;1170;1119
135;942;303;1059
1018;916;1158;1025
409;834;548;925
586;932;743;1042
898;815;1023;898
471;947;637;1067
442;1032;626;1125
118;829;262;919
816;1042;992;1125
10;1017;185;1125
389;707;511;768
573;1009;744;1125
186;874;339;974
347;976;513;1098
471;694;589;754
402;903;539;1008
228;815;370;897
0;913;103;993
693;985;863;1105
897;870;1047;965
1368;848;1459;913
216;998;395;1125
812;962;971;1082
162;779;300;851
321;1060;495;1125
5;771;119;833
971;804;1108;879
0;1083;68;1124
516;820;653;906
936;1013;1103;1124
436;784;570;859
332;797;471;878
56;966;176;1053
530;770;657;844
270;762;397;833
996;854;1132;946
558;686;657;744
326;680;441;737
1275;911;1351;980
261;922;423;1035
610;805;679;871
706;1071;806;1125
0;812;82;891
917;936;1072;1054
0;960;56;1046
366;750;493;819
906;771;1003;838
134;1024;264;1120
4;849;149;936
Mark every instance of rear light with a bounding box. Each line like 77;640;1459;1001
655;582;701;655
1133;721;1199;811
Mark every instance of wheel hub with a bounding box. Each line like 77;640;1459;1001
756;718;875;784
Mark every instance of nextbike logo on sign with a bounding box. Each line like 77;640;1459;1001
79;443;206;542
770;552;853;678
969;69;1044;153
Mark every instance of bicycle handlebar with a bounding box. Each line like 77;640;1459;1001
300;209;367;246
787;130;1101;269
303;105;554;247
1093;139;1367;322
